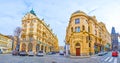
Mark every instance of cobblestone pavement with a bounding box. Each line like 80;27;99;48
0;54;100;63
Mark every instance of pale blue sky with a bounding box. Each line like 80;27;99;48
0;0;120;46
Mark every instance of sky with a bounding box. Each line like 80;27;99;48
0;0;120;46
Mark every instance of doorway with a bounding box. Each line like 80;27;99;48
75;43;80;56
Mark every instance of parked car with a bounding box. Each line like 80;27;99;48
47;52;52;55
36;50;45;56
12;50;19;55
47;52;56;55
98;52;106;56
112;51;118;57
51;52;56;54
59;50;64;55
0;50;2;54
0;49;3;54
28;51;34;56
19;51;27;56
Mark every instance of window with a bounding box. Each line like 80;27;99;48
88;26;90;32
82;25;85;31
29;36;33;42
75;18;80;24
71;27;73;32
95;38;97;42
75;27;80;32
89;43;91;47
95;30;97;35
99;32;101;37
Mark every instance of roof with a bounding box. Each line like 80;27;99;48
30;9;36;16
72;10;86;15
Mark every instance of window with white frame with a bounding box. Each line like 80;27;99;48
75;18;80;24
75;27;80;32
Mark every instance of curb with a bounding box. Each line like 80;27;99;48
68;56;90;59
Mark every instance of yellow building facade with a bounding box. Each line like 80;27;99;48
20;9;59;53
0;34;12;53
65;10;111;56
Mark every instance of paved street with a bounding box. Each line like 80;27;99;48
0;52;119;63
0;54;99;63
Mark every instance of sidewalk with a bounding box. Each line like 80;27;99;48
69;55;90;59
65;54;98;59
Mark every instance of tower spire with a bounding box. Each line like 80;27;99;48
30;8;36;16
111;27;116;34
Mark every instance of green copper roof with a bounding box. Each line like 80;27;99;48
30;9;36;16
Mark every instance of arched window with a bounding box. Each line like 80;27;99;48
28;43;33;51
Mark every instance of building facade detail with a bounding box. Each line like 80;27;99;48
65;10;111;56
20;9;59;53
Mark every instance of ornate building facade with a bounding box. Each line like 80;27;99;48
20;9;59;53
65;10;111;56
0;33;12;53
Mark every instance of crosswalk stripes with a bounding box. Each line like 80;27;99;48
101;56;118;63
108;57;113;62
104;57;110;61
114;58;117;63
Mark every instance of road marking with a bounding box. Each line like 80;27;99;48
114;58;117;63
108;57;113;62
104;57;110;61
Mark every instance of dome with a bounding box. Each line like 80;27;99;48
71;10;87;17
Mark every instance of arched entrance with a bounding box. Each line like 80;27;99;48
36;44;40;52
28;43;33;51
75;43;80;56
22;43;26;51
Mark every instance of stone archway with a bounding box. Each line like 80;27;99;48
75;43;80;56
22;43;26;51
36;44;40;52
28;43;33;51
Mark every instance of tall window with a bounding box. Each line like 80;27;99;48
95;30;97;35
82;25;85;31
71;27;73;32
75;18;80;24
88;26;90;32
99;32;101;37
75;27;80;32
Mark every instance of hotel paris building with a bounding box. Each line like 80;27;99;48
20;10;59;53
65;10;111;56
